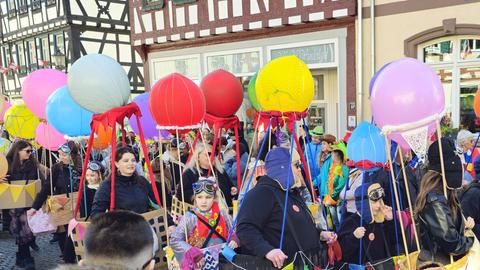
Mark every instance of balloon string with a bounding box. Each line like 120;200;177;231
158;129;170;246
238;113;261;193
176;128;188;240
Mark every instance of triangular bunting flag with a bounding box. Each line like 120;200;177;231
0;183;8;197
9;184;24;202
304;262;309;270
282;261;294;270
25;182;37;200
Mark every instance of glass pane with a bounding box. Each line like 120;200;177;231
206;51;260;75
307;106;325;131
17;43;25;66
423;41;453;63
271;43;335;65
460;39;480;61
312;75;324;100
459;66;480;132
153;57;200;82
435;67;453;114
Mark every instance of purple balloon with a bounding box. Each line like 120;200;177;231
369;62;390;96
371;58;444;148
129;93;169;139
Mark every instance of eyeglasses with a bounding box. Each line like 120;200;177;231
368;187;385;202
193;178;217;195
87;162;101;172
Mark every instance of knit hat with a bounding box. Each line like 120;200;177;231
428;138;463;189
309;126;324;137
355;182;385;224
265;147;300;190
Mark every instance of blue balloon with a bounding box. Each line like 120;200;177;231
46;86;93;137
347;122;387;172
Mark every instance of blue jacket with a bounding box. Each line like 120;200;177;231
304;142;322;180
224;152;248;187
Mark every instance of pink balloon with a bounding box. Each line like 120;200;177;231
22;69;67;119
371;58;444;148
0;101;11;121
35;122;66;151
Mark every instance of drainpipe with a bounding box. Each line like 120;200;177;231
357;0;363;121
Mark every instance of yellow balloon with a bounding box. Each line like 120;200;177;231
3;104;40;139
255;56;314;112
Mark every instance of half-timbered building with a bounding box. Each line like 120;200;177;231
0;0;144;99
130;0;357;137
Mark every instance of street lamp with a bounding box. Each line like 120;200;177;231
52;48;65;70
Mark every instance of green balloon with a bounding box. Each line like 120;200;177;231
248;73;262;111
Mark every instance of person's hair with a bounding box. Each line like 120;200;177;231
64;141;82;172
6;140;37;174
84;210;154;269
187;144;224;173
107;146;143;184
332;149;344;164
414;170;461;221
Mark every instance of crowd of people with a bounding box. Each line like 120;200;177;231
0;124;479;270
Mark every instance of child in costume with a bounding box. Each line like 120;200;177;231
338;182;398;265
170;178;239;270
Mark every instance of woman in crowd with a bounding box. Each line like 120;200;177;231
459;155;480;240
415;138;474;266
170;178;238;269
28;142;82;257
175;144;233;206
457;129;479;178
2;140;45;270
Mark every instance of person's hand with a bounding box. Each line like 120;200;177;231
195;258;205;269
168;225;176;235
353;227;366;239
265;249;288;269
383;205;393;221
0;175;9;183
465;217;475;230
320;231;337;243
231;187;238;196
27;208;37;217
228;240;238;249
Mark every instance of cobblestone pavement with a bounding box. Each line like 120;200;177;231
0;231;63;270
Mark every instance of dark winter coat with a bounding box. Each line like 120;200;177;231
417;191;474;264
32;162;81;210
459;182;480;239
338;213;397;264
175;167;232;206
236;176;321;263
90;174;154;216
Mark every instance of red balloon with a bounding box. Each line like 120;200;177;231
149;73;206;130
200;69;243;117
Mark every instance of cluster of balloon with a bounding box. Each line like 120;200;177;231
255;55;314;112
3;104;40;139
347;122;387;172
201;69;244;117
149;73;206;134
68;54;131;114
129;93;169;139
35;122;66;151
46;86;93;137
371;58;445;150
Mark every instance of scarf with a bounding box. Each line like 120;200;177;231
188;202;228;248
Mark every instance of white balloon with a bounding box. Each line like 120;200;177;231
67;54;130;113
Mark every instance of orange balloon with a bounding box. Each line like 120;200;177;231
474;89;480;118
92;124;113;150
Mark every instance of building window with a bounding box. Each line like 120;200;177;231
205;49;261;76
172;0;197;5
32;0;42;11
7;0;16;17
142;0;164;11
53;33;65;54
46;0;56;6
25;40;37;71
38;37;50;66
16;42;26;74
17;0;28;14
419;36;480;131
152;56;200;84
268;39;338;69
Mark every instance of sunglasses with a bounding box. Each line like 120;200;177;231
368;187;385;202
193;179;217;195
87;162;101;172
23;149;32;154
